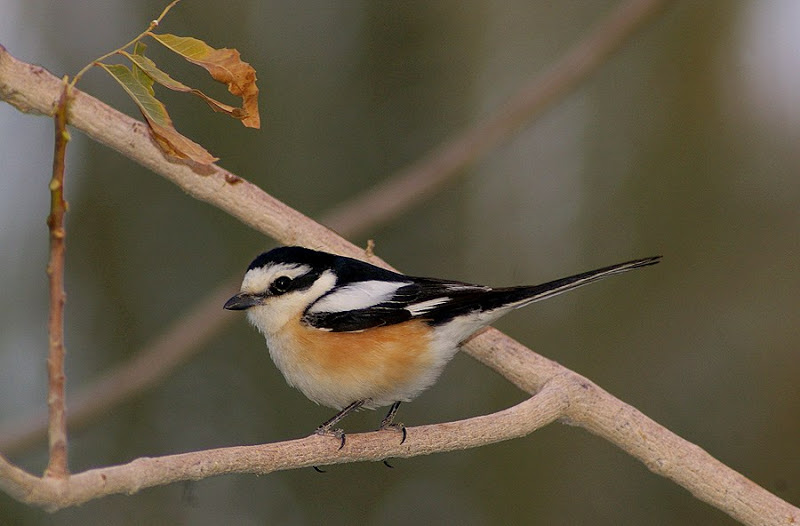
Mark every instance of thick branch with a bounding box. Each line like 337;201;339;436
0;0;676;454
0;382;567;512
1;1;798;522
569;387;786;526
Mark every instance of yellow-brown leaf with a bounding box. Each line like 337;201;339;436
148;32;260;128
121;51;245;119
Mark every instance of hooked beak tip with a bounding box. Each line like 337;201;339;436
223;292;259;311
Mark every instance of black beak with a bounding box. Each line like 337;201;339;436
224;292;260;310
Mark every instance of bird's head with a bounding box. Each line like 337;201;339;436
224;246;338;334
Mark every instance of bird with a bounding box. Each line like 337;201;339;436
224;245;660;446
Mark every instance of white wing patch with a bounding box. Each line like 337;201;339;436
405;297;450;316
308;280;411;314
445;283;490;292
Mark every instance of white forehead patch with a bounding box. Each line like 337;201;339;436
240;263;312;294
308;280;410;314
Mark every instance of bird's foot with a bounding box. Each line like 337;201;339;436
314;425;347;450
378;401;407;444
379;421;407;445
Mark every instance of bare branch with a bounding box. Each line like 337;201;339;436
1;355;797;524
0;0;674;454
43;80;72;479
0;382;566;512
1;1;798;522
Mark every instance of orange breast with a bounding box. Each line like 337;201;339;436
283;317;435;407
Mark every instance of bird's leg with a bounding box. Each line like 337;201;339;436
378;401;407;444
315;399;367;449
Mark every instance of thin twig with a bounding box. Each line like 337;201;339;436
69;0;181;86
1;0;674;454
43;79;71;479
0;281;237;454
4;1;797;522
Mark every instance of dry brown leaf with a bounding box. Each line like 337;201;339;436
148;33;260;128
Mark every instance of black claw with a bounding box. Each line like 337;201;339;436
378;422;407;445
379;401;402;429
378;401;407;444
314;399;367;450
314;426;347;449
383;459;394;468
313;465;326;473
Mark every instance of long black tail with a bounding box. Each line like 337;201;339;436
501;255;662;308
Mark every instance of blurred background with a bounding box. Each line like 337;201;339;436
1;1;799;524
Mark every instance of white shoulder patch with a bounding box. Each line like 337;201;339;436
307;280;410;314
405;297;451;316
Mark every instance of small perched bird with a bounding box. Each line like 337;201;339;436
224;246;660;445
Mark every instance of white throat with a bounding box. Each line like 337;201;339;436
245;269;337;335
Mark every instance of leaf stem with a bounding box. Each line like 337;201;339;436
70;0;182;87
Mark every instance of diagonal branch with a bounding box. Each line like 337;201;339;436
1;0;674;453
0;281;238;453
324;0;673;237
1;1;798;523
1;353;797;524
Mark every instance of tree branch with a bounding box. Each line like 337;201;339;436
0;0;675;454
43;79;71;480
0;380;567;512
1;1;798;522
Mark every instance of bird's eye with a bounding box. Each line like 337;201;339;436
270;276;292;295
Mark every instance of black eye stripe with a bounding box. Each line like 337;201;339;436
268;270;322;296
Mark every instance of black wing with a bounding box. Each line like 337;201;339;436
302;278;490;332
303;256;661;332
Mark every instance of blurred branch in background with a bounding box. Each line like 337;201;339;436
0;0;672;455
325;0;674;238
4;0;797;522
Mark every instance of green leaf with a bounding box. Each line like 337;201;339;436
131;42;154;96
120;50;243;118
99;62;218;164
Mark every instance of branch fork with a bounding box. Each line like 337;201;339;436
0;0;798;523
